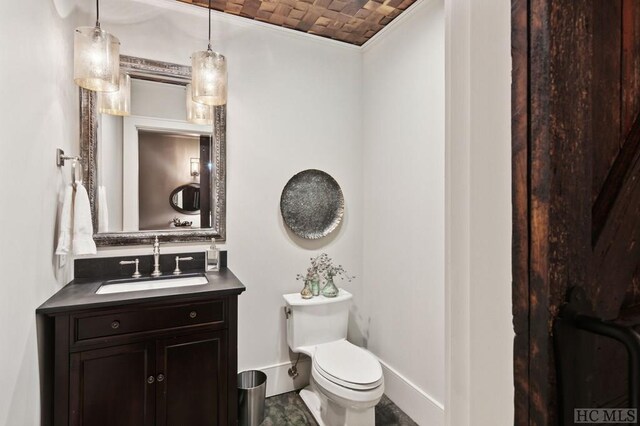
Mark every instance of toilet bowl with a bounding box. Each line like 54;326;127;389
283;290;384;426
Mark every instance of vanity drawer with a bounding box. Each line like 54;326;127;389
73;300;225;342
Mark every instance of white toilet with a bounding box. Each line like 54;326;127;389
283;289;384;426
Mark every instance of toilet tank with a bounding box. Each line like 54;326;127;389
283;289;352;353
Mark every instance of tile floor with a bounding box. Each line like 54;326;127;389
261;391;418;426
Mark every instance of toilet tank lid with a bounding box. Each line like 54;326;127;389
283;289;352;306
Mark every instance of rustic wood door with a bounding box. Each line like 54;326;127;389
155;331;227;426
69;342;156;426
512;0;640;424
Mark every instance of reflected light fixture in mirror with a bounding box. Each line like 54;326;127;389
190;158;200;177
191;0;228;106
73;0;120;92
99;73;130;116
186;83;213;125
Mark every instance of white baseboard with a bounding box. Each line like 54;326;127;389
379;359;444;426
244;358;311;397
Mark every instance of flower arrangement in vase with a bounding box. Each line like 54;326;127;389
296;253;355;298
296;268;316;299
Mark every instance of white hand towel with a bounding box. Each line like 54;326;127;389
98;185;109;233
55;185;74;256
73;182;97;255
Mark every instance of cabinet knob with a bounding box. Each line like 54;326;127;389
111;320;120;329
147;376;155;384
157;374;165;382
189;311;197;319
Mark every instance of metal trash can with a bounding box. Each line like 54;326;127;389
238;370;267;426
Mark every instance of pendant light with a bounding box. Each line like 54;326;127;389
99;73;131;116
74;0;120;92
186;84;213;125
191;0;227;106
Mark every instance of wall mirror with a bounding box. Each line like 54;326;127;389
80;56;226;246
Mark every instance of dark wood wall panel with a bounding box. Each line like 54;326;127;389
591;0;621;204
622;0;640;137
623;263;640;309
513;0;640;424
511;0;530;423
593;0;640;316
544;3;594;423
595;132;640;318
526;0;554;422
547;0;593;310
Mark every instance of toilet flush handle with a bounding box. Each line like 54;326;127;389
284;306;292;319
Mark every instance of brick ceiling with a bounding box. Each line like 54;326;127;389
178;0;416;46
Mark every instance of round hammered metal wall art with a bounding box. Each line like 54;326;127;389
280;169;344;239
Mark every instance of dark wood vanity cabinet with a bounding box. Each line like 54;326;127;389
45;294;240;426
156;331;227;426
69;341;156;426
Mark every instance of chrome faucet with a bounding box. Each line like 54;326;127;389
151;236;162;277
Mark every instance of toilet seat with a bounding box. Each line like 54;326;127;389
313;340;383;391
311;363;385;407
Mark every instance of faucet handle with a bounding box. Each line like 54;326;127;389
173;256;195;275
119;259;141;278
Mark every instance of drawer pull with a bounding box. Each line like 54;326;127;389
147;376;155;384
189;311;197;319
157;374;165;382
111;321;120;329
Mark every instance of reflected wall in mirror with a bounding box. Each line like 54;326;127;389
137;131;207;229
81;56;226;246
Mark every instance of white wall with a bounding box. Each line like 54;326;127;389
95;0;364;393
0;0;79;424
360;1;445;424
444;0;513;424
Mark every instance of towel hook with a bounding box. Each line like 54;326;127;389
56;148;82;167
57;148;83;188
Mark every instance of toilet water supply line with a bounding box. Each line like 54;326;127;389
288;353;301;379
284;306;300;378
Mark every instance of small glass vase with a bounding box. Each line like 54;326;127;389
321;276;339;298
310;275;320;297
300;280;313;299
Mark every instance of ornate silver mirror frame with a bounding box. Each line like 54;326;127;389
80;55;226;246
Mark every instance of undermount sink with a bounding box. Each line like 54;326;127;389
96;274;209;295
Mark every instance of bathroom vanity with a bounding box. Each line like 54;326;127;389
37;53;243;425
37;254;245;426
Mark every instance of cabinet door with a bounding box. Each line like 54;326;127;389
69;342;155;426
156;331;228;426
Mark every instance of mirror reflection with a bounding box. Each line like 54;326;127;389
170;183;201;215
97;78;215;233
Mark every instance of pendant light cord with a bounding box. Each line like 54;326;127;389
96;0;101;28
207;0;212;51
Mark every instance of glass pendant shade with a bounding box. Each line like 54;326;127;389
186;83;214;125
191;50;227;106
74;26;120;92
99;73;130;116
